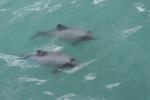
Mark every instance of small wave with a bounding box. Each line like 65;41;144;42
0;52;38;68
56;93;76;100
0;8;9;12
105;82;121;89
43;91;55;96
56;93;99;100
92;0;105;5
62;59;96;74
18;77;47;85
134;3;146;12
84;72;97;81
148;10;150;16
70;0;77;4
0;0;7;6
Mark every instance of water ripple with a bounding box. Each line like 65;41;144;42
120;25;142;39
0;0;7;6
10;0;62;22
38;43;63;52
47;4;62;13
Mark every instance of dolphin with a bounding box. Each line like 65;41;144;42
22;50;78;73
31;24;95;45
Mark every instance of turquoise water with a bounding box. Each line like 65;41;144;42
0;0;150;100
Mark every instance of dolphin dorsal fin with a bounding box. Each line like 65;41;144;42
56;24;67;30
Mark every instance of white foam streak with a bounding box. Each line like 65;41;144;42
105;82;121;89
43;91;55;96
93;0;105;5
18;77;47;85
56;93;76;100
56;93;99;100
84;73;97;81
135;3;145;12
121;25;142;38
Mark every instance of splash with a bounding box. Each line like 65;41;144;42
0;52;37;68
18;77;47;85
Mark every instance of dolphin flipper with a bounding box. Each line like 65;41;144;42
52;63;76;73
19;54;33;59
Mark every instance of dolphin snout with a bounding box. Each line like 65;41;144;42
70;58;79;67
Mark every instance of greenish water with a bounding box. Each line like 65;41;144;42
0;0;150;100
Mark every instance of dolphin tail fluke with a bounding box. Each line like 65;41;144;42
30;31;47;40
19;54;32;59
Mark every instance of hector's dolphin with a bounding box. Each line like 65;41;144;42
31;24;95;45
22;50;78;73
